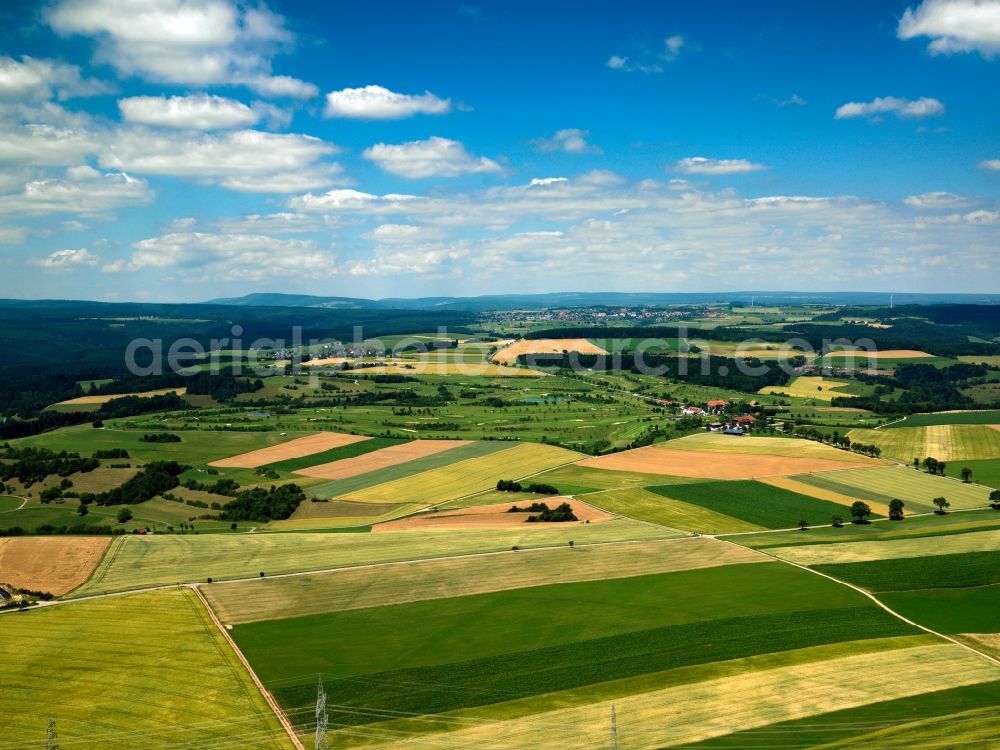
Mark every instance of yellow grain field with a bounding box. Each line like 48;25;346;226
52;387;187;407
491;338;608;365
759;376;855;402
338;443;581;504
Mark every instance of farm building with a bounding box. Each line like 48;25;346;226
682;406;705;416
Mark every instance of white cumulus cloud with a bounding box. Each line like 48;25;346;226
532;129;601;154
834;96;945;120
100;129;341;192
32;247;99;268
898;0;1000;56
47;0;317;97
124;231;336;280
0;166;153;217
118;94;259;129
981;159;1000;170
903;191;971;208
362;136;501;179
0;56;112;101
674;157;768;175
324;85;451;119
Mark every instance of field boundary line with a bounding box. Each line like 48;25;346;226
718;537;1000;670
191;584;306;750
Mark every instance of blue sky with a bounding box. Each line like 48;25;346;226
0;0;997;301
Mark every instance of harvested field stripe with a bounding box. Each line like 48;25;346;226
310;440;511;499
209;431;370;469
202;537;767;624
659;433;878;463
338;443;582;505
791;466;992;511
759;475;891;516
293;439;470;479
578;446;875;480
768;528;1000;566
339;644;999;750
72;519;675;596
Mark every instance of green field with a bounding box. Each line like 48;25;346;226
882;584;1000;633
0;588;293;749
650;480;862;529
72;518;675;595
527;463;702;494
944;458;1000;488
884;410;1000;428
815;551;1000;592
791;465;992;514
585;487;763;533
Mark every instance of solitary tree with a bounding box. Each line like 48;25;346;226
913;457;920;470
888;498;905;521
933;496;951;514
798;519;810;531
961;467;973;483
938;461;947;476
990;489;1000;508
116;507;133;523
850;501;873;524
230;522;238;532
77;503;88;517
831;515;844;528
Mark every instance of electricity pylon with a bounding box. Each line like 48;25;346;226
315;676;329;750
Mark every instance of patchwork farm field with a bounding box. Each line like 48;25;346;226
338;442;580;504
758;376;860;401
584;487;763;533
307;439;512;499
209;430;370;468
73;518;674;595
767;527;1000;565
847;424;1000;461
203;537;765;624
650;480;863;529
790;465;992;513
0;588;293;749
313;644;996;750
292;438;468;478
228;559;978;749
